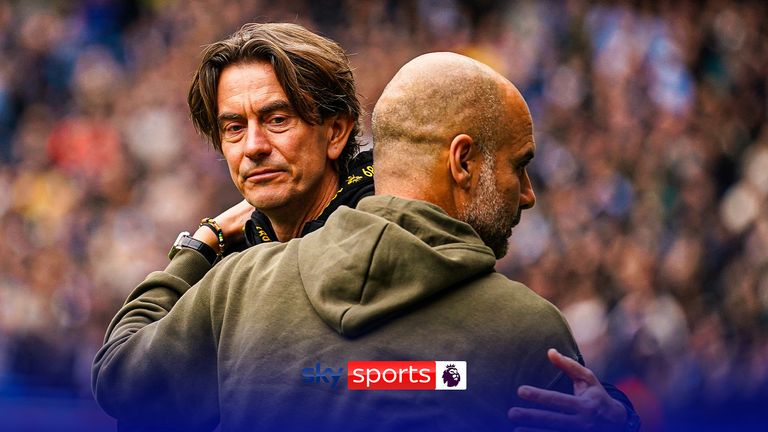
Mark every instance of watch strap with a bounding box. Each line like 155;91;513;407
169;232;218;265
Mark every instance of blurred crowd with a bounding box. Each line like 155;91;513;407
0;0;766;429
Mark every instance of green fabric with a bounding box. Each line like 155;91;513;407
93;195;581;431
299;195;497;337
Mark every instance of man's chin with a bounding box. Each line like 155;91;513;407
483;235;510;260
243;193;291;212
491;242;509;260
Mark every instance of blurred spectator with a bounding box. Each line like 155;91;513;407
0;0;766;430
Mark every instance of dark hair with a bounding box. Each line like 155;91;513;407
188;23;361;168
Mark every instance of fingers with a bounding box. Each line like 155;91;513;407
235;198;255;212
216;199;256;240
547;348;598;385
510;350;625;431
517;385;581;414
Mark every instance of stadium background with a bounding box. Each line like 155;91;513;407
0;0;766;430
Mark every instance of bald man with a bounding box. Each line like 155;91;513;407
373;52;636;432
372;52;533;260
93;52;634;431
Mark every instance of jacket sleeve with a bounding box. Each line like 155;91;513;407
603;381;642;432
91;248;220;431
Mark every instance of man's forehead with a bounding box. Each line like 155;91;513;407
218;61;275;85
216;62;292;112
498;116;534;153
497;137;535;166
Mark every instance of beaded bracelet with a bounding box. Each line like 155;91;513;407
200;217;225;256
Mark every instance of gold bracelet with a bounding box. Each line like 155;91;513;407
200;218;224;255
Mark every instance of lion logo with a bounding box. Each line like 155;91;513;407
442;364;461;387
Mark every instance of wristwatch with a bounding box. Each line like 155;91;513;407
168;231;218;265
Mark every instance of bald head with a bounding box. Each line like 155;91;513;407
372;52;531;194
372;53;537;258
373;53;501;168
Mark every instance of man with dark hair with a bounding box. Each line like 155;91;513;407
184;22;372;255
188;22;362;169
93;23;638;431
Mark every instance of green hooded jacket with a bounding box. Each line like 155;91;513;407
92;195;581;431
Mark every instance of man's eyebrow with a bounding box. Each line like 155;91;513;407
520;148;535;163
256;100;293;116
216;101;294;128
217;112;245;128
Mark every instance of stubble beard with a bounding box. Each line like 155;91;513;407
458;157;517;259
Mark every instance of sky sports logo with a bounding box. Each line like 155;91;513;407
302;361;467;390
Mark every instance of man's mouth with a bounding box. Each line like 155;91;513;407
244;168;282;183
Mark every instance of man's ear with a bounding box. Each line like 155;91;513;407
448;134;480;190
326;114;355;161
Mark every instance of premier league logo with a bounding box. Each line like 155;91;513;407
442;364;461;387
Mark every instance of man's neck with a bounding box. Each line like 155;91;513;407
265;171;339;242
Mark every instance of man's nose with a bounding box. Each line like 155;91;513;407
519;170;536;210
243;123;272;158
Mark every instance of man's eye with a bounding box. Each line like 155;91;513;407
516;158;532;174
224;124;244;133
266;115;293;131
269;116;287;125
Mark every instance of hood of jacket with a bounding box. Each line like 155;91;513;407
297;195;497;338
